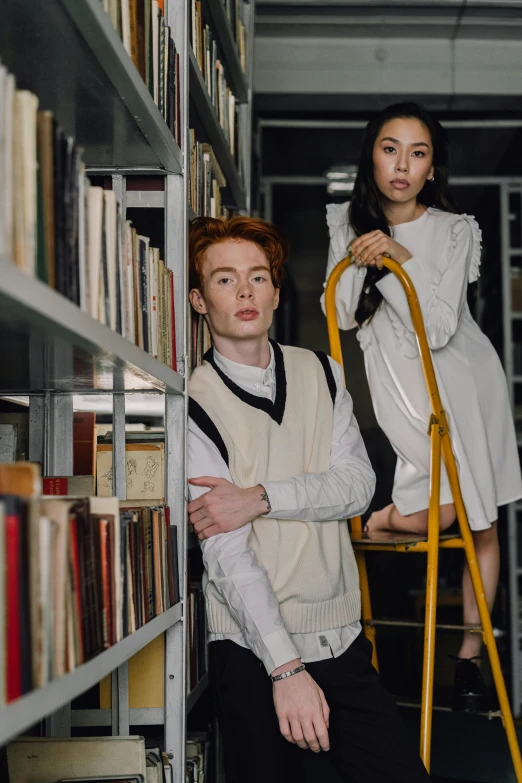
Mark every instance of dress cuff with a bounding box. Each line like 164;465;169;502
257;628;301;675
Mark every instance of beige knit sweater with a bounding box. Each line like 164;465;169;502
189;343;361;635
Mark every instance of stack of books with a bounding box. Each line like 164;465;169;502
190;1;243;161
187;575;207;692
0;462;179;706
0;62;177;369
221;0;248;72
188;135;229;219
7;736;173;783
186;732;213;782
99;0;181;145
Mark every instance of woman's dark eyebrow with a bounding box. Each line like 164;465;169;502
380;136;430;149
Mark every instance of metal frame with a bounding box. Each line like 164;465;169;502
1;1;254;778
325;256;522;778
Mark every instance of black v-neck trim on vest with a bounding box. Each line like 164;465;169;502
203;340;287;425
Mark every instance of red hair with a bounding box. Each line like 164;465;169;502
189;215;288;290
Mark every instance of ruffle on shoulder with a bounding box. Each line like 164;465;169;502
326;202;350;237
431;214;482;291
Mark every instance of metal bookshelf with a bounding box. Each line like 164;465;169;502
0;604;182;748
0;0;254;783
0;0;183;173
0;0;255;781
0;261;183;395
502;181;522;717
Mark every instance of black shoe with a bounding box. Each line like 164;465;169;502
452;656;489;712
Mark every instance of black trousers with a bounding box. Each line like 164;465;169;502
208;632;430;783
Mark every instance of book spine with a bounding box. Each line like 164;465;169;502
139;239;150;353
99;519;112;649
5;497;22;702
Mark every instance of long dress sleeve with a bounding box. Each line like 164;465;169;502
376;215;481;350
321;202;367;331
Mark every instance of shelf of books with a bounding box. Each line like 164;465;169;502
0;0;183;172
188;46;247;210
0;261;183;395
0;0;254;779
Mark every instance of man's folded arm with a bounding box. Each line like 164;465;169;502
188;420;300;674
262;356;376;522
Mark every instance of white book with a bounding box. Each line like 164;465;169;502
87;186;104;321
104;190;118;332
2;72;15;263
0;424;16;462
7;736;148;783
13;90;38;276
125;221;136;343
77;166;87;311
121;0;132;56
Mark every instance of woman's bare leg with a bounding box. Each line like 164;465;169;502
364;503;456;535
458;523;499;660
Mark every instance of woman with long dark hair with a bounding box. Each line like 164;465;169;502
323;102;522;710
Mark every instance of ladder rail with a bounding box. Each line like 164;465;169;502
325;255;522;778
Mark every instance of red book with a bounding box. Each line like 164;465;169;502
4;496;22;702
69;519;84;663
169;272;177;370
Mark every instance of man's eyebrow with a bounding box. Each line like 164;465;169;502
209;266;237;277
380;136;430;148
209;265;270;277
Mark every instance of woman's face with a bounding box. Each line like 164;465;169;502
372;117;435;205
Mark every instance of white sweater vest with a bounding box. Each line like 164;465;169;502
189;343;361;635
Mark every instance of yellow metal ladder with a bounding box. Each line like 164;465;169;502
325;255;522;778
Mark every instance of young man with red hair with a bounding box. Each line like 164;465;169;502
187;216;429;783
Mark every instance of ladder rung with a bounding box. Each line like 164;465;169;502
367;619;482;632
397;701;502;719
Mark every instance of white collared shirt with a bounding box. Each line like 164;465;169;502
188;344;375;673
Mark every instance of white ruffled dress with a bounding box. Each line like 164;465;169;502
324;204;522;530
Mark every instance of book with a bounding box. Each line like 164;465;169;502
3;495;22;702
0;462;40;497
37;111;56;287
0;424;17;462
43;476;95;496
0;412;29;461
13;90;38;277
73;413;97;477
97;442;165;502
6;736;149;783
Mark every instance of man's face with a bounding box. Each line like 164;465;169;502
189;239;280;343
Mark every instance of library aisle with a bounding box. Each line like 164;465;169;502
0;1;254;781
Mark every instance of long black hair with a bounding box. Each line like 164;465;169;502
351;102;458;326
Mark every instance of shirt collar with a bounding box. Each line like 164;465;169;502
212;343;275;391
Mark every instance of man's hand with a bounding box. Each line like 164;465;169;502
272;659;330;753
188;477;270;540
